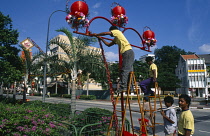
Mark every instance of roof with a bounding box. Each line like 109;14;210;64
181;54;199;60
198;54;210;64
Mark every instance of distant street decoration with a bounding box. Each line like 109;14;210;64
20;38;34;50
142;26;157;47
111;3;128;27
65;0;89;28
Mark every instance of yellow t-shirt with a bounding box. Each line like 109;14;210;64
178;110;194;135
111;30;132;54
149;63;158;78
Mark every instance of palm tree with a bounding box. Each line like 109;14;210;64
50;27;105;115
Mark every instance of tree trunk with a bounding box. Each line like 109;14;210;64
70;66;77;115
13;81;16;104
71;80;76;115
0;82;3;96
55;80;58;94
68;81;71;95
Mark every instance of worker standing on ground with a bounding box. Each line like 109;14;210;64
178;94;194;136
139;56;157;96
92;26;134;94
161;96;177;136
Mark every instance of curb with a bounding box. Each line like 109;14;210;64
190;106;210;110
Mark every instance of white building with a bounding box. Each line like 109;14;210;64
139;54;155;63
48;34;103;91
176;54;209;97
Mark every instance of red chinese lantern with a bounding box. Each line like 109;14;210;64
70;1;89;16
112;5;126;17
142;27;157;47
143;30;155;40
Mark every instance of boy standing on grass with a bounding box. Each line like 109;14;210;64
178;94;194;136
160;96;177;136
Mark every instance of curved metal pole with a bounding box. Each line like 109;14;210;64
43;10;66;102
86;16;113;33
122;27;144;45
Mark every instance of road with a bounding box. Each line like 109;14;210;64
14;95;210;136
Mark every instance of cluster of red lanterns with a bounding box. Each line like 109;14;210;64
66;1;157;48
65;1;89;28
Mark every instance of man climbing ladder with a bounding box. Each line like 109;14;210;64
92;25;134;94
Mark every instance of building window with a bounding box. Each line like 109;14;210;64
188;64;193;70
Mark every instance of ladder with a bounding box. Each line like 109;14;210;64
143;82;163;136
107;72;163;136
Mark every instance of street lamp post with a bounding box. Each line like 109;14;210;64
43;10;66;102
87;73;91;96
191;86;194;102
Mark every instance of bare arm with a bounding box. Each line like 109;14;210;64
160;111;175;124
98;36;115;47
93;32;112;36
184;129;191;136
152;69;157;82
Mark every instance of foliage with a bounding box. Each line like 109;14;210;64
133;60;149;81
154;45;195;90
0;12;19;47
0;101;69;136
62;94;71;98
109;62;120;84
50;93;61;97
79;95;96;100
49;28;105;114
0;98;114;136
49;27;105;83
0;61;22;86
70;108;112;134
107;60;148;85
33;93;41;96
0;12;23;85
207;66;210;74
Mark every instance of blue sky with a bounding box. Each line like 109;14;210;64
1;0;210;62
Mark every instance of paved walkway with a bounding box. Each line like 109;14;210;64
11;94;210;110
186;97;210;109
129;97;210;110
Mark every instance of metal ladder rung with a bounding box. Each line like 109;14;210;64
144;109;156;112
155;123;164;125
129;110;141;113
148;96;160;98
115;110;124;112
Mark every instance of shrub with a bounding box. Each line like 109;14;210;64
79;95;96;100
33;93;41;96
62;94;71;98
70;107;112;126
50;94;60;97
0;102;69;136
69;108;112;135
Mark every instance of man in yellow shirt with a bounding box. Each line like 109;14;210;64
178;94;194;136
93;26;134;94
139;56;157;96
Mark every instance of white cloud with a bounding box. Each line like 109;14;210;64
186;0;210;44
105;52;119;62
199;44;210;53
93;3;101;9
92;11;99;16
